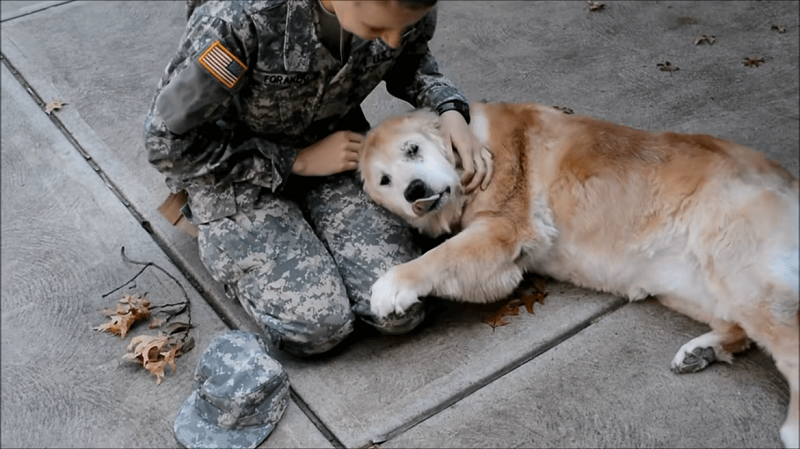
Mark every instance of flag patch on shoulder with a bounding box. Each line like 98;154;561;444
198;41;247;89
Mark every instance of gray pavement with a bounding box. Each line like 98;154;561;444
1;1;797;448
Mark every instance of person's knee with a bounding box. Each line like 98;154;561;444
277;310;356;357
358;301;426;336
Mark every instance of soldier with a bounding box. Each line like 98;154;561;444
144;0;492;359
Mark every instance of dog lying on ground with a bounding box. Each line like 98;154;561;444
358;102;799;448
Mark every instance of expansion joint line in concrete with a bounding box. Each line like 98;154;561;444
371;297;628;446
0;1;75;23
290;389;346;449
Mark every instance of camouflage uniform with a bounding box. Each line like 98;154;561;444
144;0;468;356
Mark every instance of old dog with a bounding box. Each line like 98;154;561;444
358;102;799;447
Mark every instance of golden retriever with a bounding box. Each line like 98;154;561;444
358;102;799;447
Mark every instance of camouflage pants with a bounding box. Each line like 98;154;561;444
196;173;426;357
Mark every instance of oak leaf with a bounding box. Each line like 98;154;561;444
520;291;546;315
553;105;574;114
95;292;151;338
483;302;520;328
657;61;679;72
694;34;715;45
587;1;605;12
44;100;65;115
771;24;786;34
123;334;185;385
743;57;764;67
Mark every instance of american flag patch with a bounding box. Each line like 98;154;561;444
198;41;247;89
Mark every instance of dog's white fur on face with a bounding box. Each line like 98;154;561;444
359;103;800;448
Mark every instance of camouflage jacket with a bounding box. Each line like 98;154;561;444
144;0;467;223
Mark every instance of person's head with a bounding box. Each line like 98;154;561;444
322;0;437;49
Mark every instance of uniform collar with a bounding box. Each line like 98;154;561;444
282;0;417;72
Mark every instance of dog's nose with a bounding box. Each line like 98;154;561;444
404;179;429;203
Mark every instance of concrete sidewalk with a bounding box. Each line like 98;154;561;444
1;1;797;448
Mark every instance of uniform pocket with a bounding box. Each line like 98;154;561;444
243;70;321;135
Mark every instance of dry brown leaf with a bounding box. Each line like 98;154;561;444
482;302;520;328
553;105;574;114
743;56;764;67
587;1;605;12
519;291;546;315
694;34;715;45
677;16;698;26
123;334;180;385
95;313;136;338
161;344;182;372
149;316;166;329
771;24;786;34
95;292;151;338
657;61;679;72
44;100;65;115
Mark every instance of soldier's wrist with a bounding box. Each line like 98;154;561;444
436;100;470;124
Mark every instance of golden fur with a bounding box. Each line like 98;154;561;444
359;102;799;447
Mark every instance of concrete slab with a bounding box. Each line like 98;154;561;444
0;63;330;449
279;283;625;447
385;299;789;448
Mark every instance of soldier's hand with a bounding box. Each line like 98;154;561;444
292;131;363;176
439;110;493;193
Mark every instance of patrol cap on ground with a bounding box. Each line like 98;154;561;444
174;330;290;449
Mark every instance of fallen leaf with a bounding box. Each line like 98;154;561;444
149;316;166;329
677;16;698;26
743;56;764;67
553;105;574;114
95;292;151;338
95;313;137;339
123;334;179;385
771;24;786;33
181;337;195;354
694;34;715;45
587;1;605;12
519;291;547;314
482;302;520;328
161;343;182;372
657;61;679;72
165;321;191;335
44;100;65;115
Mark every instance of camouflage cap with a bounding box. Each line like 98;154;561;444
174;330;290;449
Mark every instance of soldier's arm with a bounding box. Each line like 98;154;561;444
382;10;469;119
144;6;296;195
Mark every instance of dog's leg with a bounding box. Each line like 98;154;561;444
774;332;800;449
370;219;524;318
740;305;799;448
655;295;748;372
669;320;749;373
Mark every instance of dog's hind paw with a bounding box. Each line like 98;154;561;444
671;346;717;374
370;269;420;319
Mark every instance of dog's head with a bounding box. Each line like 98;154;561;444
359;110;465;237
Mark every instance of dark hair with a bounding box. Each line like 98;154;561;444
398;0;438;10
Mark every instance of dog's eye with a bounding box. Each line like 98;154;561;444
380;175;391;186
403;142;419;158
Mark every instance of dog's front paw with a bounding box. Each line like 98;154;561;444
671;346;716;373
370;269;420;319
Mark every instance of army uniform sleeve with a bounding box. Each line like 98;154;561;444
382;10;469;115
144;5;296;206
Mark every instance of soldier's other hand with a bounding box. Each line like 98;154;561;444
439;110;493;193
292;131;363;176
